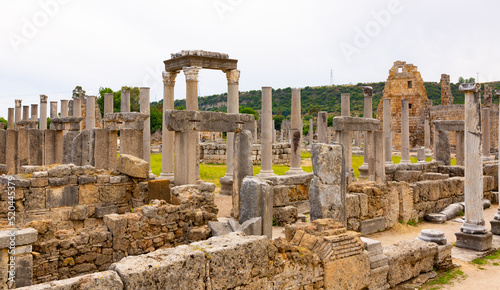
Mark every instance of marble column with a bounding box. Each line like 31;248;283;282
491;90;500;235
220;69;240;194
482;107;491;160
121;90;130;113
86;96;96;130
61;100;68;117
256;87;274;177
286;88;305;175
104;93;114;115
341;93;350;116
160;71;178;181
40;95;48;130
14;100;21;129
309;120;313;144
280;130;283;143
31;104;38;122
140;87;153;178
317;111;328;143
455;83;492;251
22;106;29;121
7;108;14;129
400;99;410;163
272;120;276;143
73;98;81;117
424;119;431;154
383;98;392;164
50;102;58;119
359;87;372;177
341;93;353;179
456;131;464;166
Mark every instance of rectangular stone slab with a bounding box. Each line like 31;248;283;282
434;120;464;132
164;54;237;71
164;110;256;133
332;117;380;132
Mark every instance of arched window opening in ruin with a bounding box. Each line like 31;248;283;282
408;81;412;88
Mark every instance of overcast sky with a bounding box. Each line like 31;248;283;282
1;0;499;118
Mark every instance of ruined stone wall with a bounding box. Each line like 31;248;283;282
0;167;218;285
440;74;453;105
199;142;292;165
23;219;452;290
377;61;430;149
430;104;499;152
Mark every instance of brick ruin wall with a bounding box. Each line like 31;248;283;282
200;142;292;165
0;165;218;286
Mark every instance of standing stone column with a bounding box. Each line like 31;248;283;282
341;93;350;116
14;100;22;129
50;102;58;119
121;90;131;113
272;120;276;143
341;93;353;179
7;108;14;130
482;107;491;160
160;71;178;181
22;106;29;121
286;88;305;175
359;87;372;178
424;119;431;154
491;90;500;235
256;87;275;177
40;95;48;130
73;98;82;117
60;100;68;117
400;99;410;163
104;93;114;115
317;111;328;143
456;131;464;166
309;120;314;144
455;83;492;251
30;104;38;122
140;87;153;178
86;96;96;130
221;69;240;194
383;98;392;164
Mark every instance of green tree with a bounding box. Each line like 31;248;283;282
72;86;86;99
239;106;258;121
0;117;7;129
150;103;163;133
273;115;285;131
175;106;185;110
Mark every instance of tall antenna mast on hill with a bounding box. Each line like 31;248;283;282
330;70;333;86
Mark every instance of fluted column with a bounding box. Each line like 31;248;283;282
14;100;22;129
40;95;48;130
359;87;372;177
383;98;392;164
256;87;275;177
455;83;492;252
50;102;57;119
400;99;410;163
160;71;178;181
482;107;491;160
140;87;154;178
286;88;305;175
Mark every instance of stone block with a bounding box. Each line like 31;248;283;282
95;205;119;218
360;217;385;235
25;188;46;211
78;175;97;185
23;270;124;289
239;177;273;238
11;253;33;288
104;214;128;236
455;231;492;252
360;237;383;255
324;253;370;289
417;229;447;245
115;154;149;179
0;228;37;248
208;221;232;237
272;185;290;207
394;170;421;183
99;185;126;204
30;177;48;187
146;179;170;204
346;193;360;218
331;116;380;131
46;186;78;208
273;206;298;226
239;217;262;236
70;205;89;220
48;177;70;186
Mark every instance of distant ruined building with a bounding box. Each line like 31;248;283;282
377;61;430;149
378;61;499;153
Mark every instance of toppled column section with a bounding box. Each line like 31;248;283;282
239;176;273;238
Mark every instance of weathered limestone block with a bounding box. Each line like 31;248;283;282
309;144;345;226
384;239;438;288
18;270;123;290
239;177;273;238
115;154;149;179
324;254;370;290
273;206;298;226
394;170;421;183
483;163;498;191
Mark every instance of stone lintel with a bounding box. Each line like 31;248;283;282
164;55;237;72
50;117;84;130
332;116;380;132
103;112;149;130
433;120;464;132
164;110;255;133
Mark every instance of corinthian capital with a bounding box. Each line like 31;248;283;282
459;83;480;93
183;66;201;82
40;95;48;103
224;69;240;85
163;71;178;86
362;86;373;97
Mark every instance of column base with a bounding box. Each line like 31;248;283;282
220;175;233;196
400;159;411;163
285;168;306;175
490;219;500;235
482;155;494;162
158;172;174;181
358;163;369;179
255;170;275;178
455;231;492;251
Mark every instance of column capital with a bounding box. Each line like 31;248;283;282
163;71;179;86
15;99;22;107
459;83;480;93
362;86;373;97
40;95;48;103
495;90;500;97
224;69;240;85
183;66;201;82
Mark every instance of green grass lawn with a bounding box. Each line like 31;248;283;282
151;153;453;185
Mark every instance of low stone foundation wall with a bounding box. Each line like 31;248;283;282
22;219;453;290
199;142;291;165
